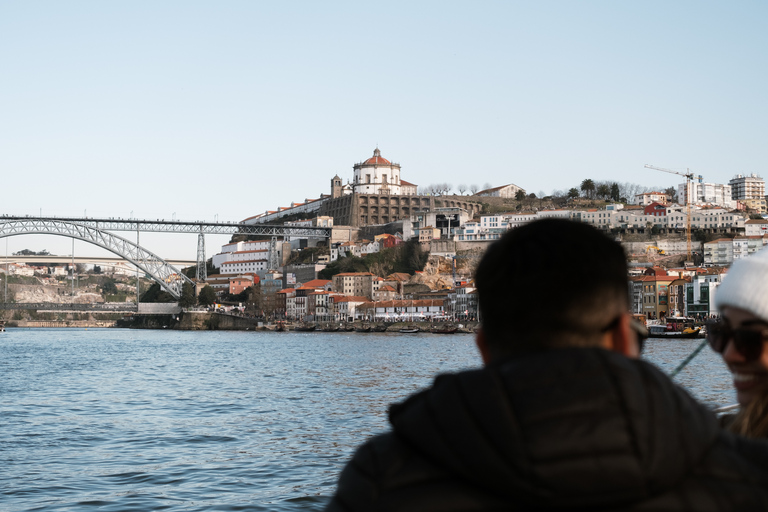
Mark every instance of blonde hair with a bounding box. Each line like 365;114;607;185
729;383;768;438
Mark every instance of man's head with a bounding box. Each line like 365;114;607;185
474;218;631;362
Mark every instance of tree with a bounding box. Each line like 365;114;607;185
610;183;621;202
140;283;176;303
101;278;118;295
567;188;579;200
457;184;467;195
664;186;678;204
515;190;526;201
198;285;217;306
618;182;644;205
596;184;610;199
93;265;102;274
580;179;595;199
470;184;479;194
179;282;196;308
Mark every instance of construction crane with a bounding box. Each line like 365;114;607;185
644;164;697;263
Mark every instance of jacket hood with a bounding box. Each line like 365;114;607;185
388;348;719;509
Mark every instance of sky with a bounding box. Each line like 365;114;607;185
1;1;767;261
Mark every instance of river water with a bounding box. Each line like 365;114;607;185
1;329;736;511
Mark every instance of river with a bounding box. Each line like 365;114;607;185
1;329;735;511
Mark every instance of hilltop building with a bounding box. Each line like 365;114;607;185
320;148;482;227
475;183;525;199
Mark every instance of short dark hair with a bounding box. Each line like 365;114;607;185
474;218;629;358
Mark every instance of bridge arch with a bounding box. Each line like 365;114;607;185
0;219;193;299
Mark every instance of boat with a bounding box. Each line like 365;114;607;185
293;323;317;332
373;324;388;332
399;325;420;333
274;321;286;332
647;324;704;339
355;324;372;332
0;320;5;332
431;324;458;334
321;324;340;332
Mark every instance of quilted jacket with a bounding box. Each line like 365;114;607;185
326;348;768;511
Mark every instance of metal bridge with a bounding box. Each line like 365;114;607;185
0;216;331;300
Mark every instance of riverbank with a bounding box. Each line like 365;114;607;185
118;311;478;333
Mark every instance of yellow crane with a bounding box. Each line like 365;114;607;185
644;164;697;262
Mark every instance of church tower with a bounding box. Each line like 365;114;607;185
331;174;343;198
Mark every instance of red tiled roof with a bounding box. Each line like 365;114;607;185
303;279;331;287
362;148;391;166
333;296;371;303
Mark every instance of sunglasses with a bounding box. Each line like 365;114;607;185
706;320;768;361
602;317;649;354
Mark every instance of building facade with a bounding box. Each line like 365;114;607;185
729;173;765;201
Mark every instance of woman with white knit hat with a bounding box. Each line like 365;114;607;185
711;246;768;437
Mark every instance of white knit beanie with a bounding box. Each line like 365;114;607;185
715;245;768;320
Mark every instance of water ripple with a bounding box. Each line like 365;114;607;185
0;329;732;511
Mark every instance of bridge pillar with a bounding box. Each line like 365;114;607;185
196;231;207;282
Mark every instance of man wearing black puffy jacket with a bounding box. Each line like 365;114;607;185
326;219;768;511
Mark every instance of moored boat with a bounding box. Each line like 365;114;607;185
431;324;458;334
355;324;372;332
647;324;703;338
399;325;420;333
294;323;317;332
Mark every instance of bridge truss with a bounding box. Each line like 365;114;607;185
0;218;193;299
0;216;331;238
0;216;332;300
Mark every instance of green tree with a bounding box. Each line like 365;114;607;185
179;282;196;308
596;184;610;199
515;190;526;201
198;285;217;306
580;179;595;199
664;186;678;204
101;278;118;295
567;188;579;199
140;283;176;303
610;183;621;202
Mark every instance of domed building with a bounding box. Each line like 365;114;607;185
352;148;417;196
321;147;481;227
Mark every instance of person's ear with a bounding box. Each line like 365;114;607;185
606;313;638;358
475;327;491;364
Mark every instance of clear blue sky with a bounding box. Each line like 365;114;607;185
1;1;766;259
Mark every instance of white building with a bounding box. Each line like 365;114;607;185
635;191;669;206
352;148;416;195
745;219;768;236
675;179;734;209
213;240;284;275
729;173;765;201
475;183;525;199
